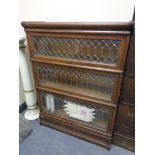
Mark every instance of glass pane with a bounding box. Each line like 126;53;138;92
40;92;110;131
35;63;116;101
31;36;121;65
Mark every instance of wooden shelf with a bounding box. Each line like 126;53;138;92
40;81;112;101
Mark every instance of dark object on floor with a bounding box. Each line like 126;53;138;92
19;114;32;143
19;102;27;113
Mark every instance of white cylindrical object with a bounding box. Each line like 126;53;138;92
45;94;51;111
45;94;55;112
49;95;55;112
19;36;39;120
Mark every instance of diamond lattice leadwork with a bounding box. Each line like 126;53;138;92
35;63;116;101
32;36;120;64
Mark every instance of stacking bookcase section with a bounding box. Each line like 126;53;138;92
38;90;115;133
38;90;115;149
33;62;121;104
24;24;131;71
30;35;124;69
22;22;133;150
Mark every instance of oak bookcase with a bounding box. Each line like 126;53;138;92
22;22;133;150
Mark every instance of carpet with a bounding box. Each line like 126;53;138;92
19;119;134;155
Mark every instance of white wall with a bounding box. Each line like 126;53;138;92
19;0;135;34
